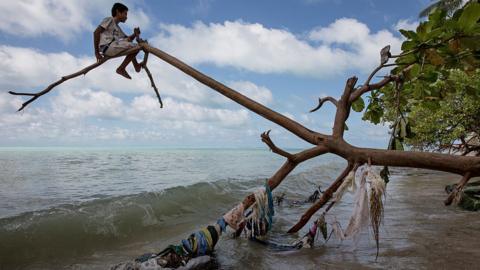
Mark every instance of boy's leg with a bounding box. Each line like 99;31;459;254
116;51;139;79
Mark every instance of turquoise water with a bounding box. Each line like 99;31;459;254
0;148;320;218
0;148;479;269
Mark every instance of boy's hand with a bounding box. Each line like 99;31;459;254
134;27;141;37
95;51;103;62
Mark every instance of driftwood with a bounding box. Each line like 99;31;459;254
9;42;480;238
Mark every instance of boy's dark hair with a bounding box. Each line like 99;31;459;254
111;3;128;16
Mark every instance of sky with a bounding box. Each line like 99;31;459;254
0;0;428;148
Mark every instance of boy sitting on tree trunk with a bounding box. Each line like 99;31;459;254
93;2;142;79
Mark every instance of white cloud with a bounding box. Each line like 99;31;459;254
125;8;151;31
228;81;273;105
0;14;403;147
0;45;273;110
51;88;124;119
308;18;403;71
151;19;403;78
0;0;95;40
394;19;419;32
0;41;268;145
0;45;81;88
127;96;249;128
0;1;149;41
0;91;252;145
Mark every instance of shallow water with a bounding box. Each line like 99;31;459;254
0;148;478;269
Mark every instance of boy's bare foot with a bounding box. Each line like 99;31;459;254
116;68;132;79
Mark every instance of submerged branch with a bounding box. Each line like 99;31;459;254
444;172;472;206
241;145;329;210
287;163;353;233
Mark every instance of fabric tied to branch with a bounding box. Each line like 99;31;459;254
223;203;245;230
181;224;220;257
244;181;275;238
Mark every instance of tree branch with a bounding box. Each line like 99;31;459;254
444;171;472;206
142;43;326;145
349;64;414;104
328;140;480;176
261;130;294;160
287;162;354;233
364;65;384;87
141;50;163;108
310;96;338;113
349;76;395;104
332;77;358;138
9;46;142;112
241;145;329;209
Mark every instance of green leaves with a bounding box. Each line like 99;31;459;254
399;30;418;40
352;97;365;112
458;2;480;31
361;2;480;154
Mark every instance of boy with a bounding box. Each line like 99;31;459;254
93;3;142;79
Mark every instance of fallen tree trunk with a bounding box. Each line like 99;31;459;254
9;42;480;242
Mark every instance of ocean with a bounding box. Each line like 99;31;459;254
0;148;479;269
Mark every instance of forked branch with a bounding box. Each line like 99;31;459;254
261;130;294;160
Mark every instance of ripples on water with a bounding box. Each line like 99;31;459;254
0;148;478;269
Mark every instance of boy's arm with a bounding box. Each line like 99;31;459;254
127;27;141;42
93;26;105;61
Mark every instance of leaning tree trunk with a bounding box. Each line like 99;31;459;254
9;42;480;237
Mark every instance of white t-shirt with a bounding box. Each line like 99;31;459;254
98;17;128;47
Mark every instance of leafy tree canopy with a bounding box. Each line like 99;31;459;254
361;0;480;156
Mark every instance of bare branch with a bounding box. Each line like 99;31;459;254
287;162;354;233
143;43;325;145
444;172;472;206
332;77;358;138
362;45;393;87
364;65;384;87
241;145;329;209
143;64;163;108
328;140;480;176
310;96;338;113
390;48;419;58
8;92;36;96
349;76;395;104
349;64;415;104
382;62;416;68
141;51;163;108
9;46;142;111
261;130;294;160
